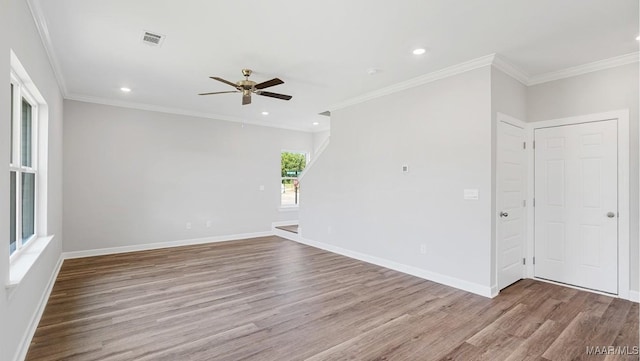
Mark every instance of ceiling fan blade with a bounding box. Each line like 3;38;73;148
242;94;252;105
211;77;239;88
254;78;284;90
258;91;292;101
198;91;240;95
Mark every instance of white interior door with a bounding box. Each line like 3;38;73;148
497;120;526;290
534;120;618;294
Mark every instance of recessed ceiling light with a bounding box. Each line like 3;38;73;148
412;48;426;55
120;87;131;93
636;35;640;41
261;111;269;115
312;122;319;126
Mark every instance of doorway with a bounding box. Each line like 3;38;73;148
530;110;630;298
496;115;527;290
534;120;617;293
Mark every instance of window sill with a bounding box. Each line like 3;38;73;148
7;235;54;291
278;206;299;212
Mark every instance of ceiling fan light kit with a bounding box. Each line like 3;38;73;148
199;69;292;105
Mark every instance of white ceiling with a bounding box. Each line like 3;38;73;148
32;0;638;132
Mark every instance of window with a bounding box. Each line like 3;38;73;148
281;151;308;207
9;73;38;256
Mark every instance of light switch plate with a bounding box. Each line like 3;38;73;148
464;189;479;200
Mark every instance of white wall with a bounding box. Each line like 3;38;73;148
63;100;313;252
0;0;10;357
491;68;527;122
299;67;494;295
527;63;640;292
2;0;65;360
312;130;330;155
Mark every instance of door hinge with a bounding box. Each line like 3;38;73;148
523;142;526;150
533;141;536;149
523;200;526;207
533;257;536;265
522;258;526;265
533;198;535;207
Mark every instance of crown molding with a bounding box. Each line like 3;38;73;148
328;51;640;112
26;1;637;122
329;54;497;111
28;0;321;134
65;93;317;133
26;0;68;96
492;55;530;85
528;52;640;85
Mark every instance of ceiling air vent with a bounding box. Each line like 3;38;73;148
141;31;165;46
319;111;331;117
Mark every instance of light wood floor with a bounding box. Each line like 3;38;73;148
26;236;638;361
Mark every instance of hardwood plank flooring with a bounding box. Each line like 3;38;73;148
25;236;638;361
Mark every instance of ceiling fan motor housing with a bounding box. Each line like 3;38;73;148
238;80;256;90
200;68;292;105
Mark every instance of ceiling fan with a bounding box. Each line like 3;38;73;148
199;69;292;105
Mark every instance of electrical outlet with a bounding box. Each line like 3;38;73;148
259;185;265;191
186;222;192;230
327;225;333;235
206;221;212;228
420;244;427;254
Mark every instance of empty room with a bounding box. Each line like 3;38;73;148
1;0;639;360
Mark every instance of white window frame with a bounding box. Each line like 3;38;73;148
280;150;309;209
9;71;39;259
6;50;52;291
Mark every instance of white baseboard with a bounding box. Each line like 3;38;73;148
273;227;300;242
295;236;494;298
62;231;273;259
271;220;299;227
629;290;639;303
12;255;64;361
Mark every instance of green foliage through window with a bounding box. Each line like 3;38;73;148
281;152;306;177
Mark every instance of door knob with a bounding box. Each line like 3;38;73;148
607;212;616;218
500;211;509;218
